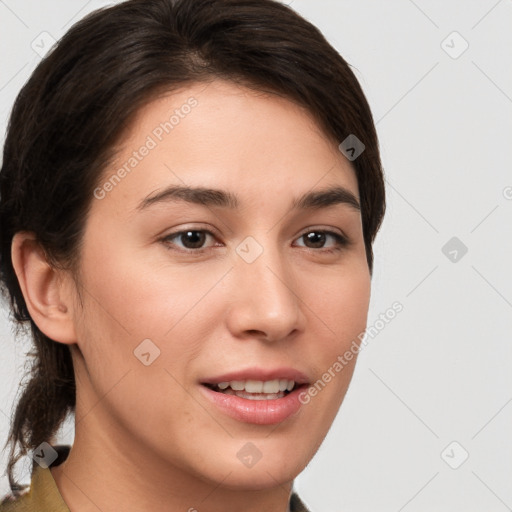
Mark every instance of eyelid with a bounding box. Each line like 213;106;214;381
160;224;351;254
161;226;220;251
296;225;347;241
293;227;350;251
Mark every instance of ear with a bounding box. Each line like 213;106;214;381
11;232;77;345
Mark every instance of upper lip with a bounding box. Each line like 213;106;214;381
201;367;310;385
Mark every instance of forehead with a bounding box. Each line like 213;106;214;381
94;79;359;214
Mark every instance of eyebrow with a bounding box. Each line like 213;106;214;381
137;184;360;212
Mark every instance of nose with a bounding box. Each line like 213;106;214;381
224;241;306;343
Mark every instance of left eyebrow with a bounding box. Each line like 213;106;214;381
136;184;360;212
291;186;360;212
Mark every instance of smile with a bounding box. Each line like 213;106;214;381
200;369;309;424
205;379;296;400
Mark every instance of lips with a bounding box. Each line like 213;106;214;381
200;368;310;425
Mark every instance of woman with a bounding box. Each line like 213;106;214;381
0;0;385;510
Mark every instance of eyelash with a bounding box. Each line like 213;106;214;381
160;228;350;255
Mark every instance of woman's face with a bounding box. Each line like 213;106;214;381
69;79;371;489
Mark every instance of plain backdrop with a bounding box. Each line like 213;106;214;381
0;1;511;511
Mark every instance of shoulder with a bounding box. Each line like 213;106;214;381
0;488;31;512
0;445;71;512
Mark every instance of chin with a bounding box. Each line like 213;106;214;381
201;441;309;490
217;464;301;491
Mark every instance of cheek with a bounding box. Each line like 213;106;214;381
71;254;217;445
74;240;235;394
305;261;371;348
296;262;370;424
78;232;228;337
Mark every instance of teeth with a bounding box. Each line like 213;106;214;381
214;379;296;394
262;380;279;394
230;381;245;391
245;380;263;393
222;389;285;400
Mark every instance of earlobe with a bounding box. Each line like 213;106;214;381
11;232;77;345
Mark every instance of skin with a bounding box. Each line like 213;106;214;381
12;79;371;512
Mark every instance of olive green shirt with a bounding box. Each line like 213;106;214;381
0;445;310;511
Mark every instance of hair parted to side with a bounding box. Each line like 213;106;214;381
0;0;385;494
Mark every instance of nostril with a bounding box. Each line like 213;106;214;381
245;329;266;337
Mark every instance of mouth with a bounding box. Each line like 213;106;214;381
202;378;298;400
199;370;310;425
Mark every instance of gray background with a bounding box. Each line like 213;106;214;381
1;1;511;511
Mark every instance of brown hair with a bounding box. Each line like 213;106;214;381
0;0;385;494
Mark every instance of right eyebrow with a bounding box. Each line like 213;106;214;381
136;185;239;211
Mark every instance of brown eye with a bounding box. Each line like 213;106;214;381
162;230;215;250
303;231;327;248
295;230;349;251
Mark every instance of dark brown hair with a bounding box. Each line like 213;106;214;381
0;0;385;494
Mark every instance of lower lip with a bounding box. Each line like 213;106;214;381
200;385;306;425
